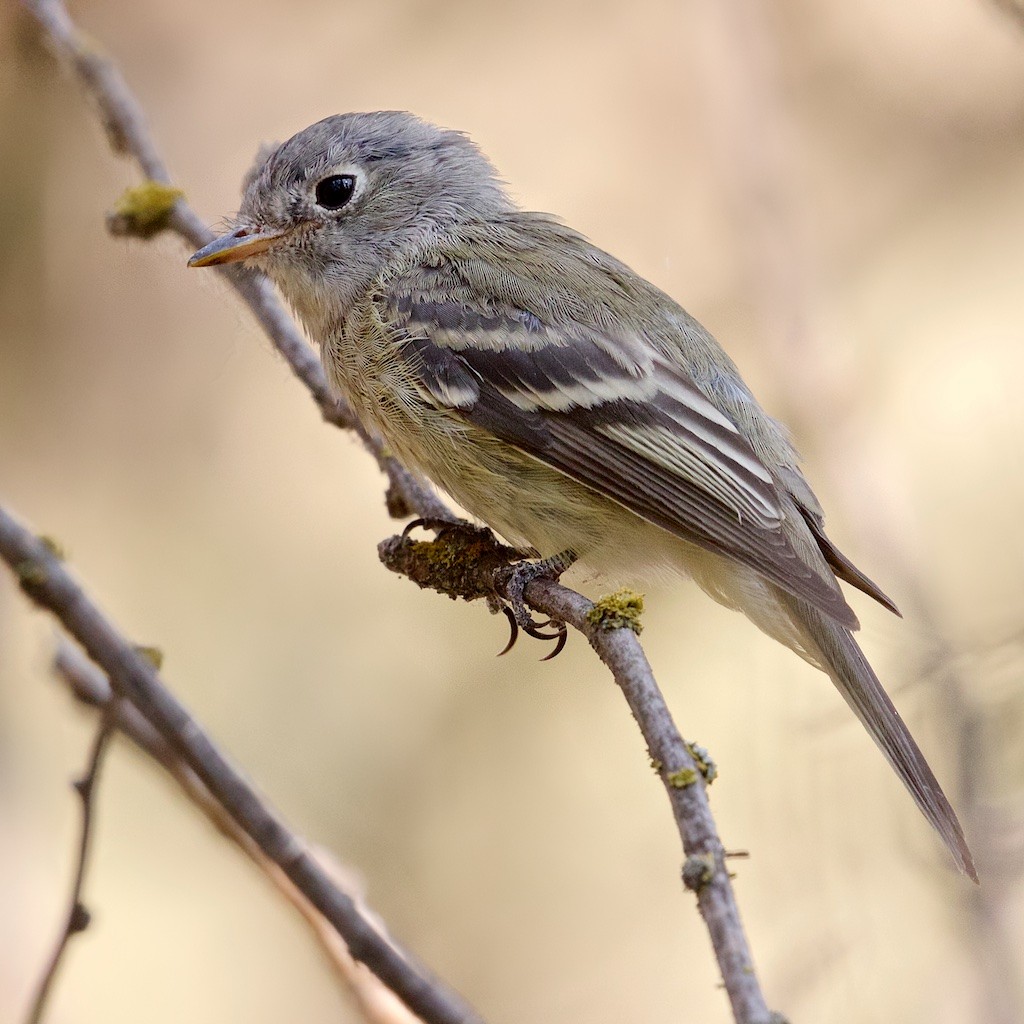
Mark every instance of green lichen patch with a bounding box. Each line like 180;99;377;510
15;559;47;588
685;741;718;785
107;181;184;239
585;588;644;634
39;535;66;560
378;522;521;604
134;645;164;670
667;766;699;788
15;534;65;590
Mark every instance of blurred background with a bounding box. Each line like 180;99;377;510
2;0;1024;1021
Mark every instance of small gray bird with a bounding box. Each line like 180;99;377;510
190;111;975;880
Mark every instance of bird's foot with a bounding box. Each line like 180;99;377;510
496;550;576;661
393;520;574;660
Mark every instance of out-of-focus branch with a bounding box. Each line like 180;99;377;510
21;0;449;524
20;1;782;1020
991;0;1024;32
0;506;481;1024
26;711;115;1024
53;642;426;1024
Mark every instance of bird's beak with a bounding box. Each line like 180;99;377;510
187;225;290;267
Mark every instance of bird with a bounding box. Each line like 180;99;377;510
189;110;976;881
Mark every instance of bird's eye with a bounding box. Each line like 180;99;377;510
315;174;356;210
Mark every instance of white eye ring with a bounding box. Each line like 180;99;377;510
310;164;364;211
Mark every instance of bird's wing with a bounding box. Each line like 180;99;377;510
378;278;856;628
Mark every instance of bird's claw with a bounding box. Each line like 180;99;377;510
399;520;572;660
497;607;519;657
496;605;568;660
528;619;568;661
495;552;575;660
401;516;461;539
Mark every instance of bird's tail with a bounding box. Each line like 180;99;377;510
778;591;977;881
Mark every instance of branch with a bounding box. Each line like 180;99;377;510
21;0;449;524
380;527;774;1022
53;642;427;1024
530;579;764;1005
0;506;482;1024
26;711;115;1024
20;1;781;1020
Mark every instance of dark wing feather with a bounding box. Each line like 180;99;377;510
388;293;857;628
799;507;902;616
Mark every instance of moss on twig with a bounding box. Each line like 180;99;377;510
667;767;699;788
134;645;164;670
685;742;718;785
585;588;644;634
378;522;521;605
107;181;183;239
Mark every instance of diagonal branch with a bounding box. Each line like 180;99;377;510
378;526;765;1018
0;506;482;1024
22;0;449;523
53;641;427;1024
19;1;780;1021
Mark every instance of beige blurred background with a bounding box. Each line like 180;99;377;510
3;0;1024;1021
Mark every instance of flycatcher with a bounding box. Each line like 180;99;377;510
189;111;975;880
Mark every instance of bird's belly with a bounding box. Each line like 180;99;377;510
358;386;811;656
382;406;696;583
396;413;602;554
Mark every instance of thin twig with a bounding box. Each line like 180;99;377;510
53;642;425;1024
26;709;116;1024
20;1;780;1020
380;528;774;1022
21;0;446;522
528;581;768;1013
0;506;482;1024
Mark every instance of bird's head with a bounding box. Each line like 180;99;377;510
189;111;511;299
